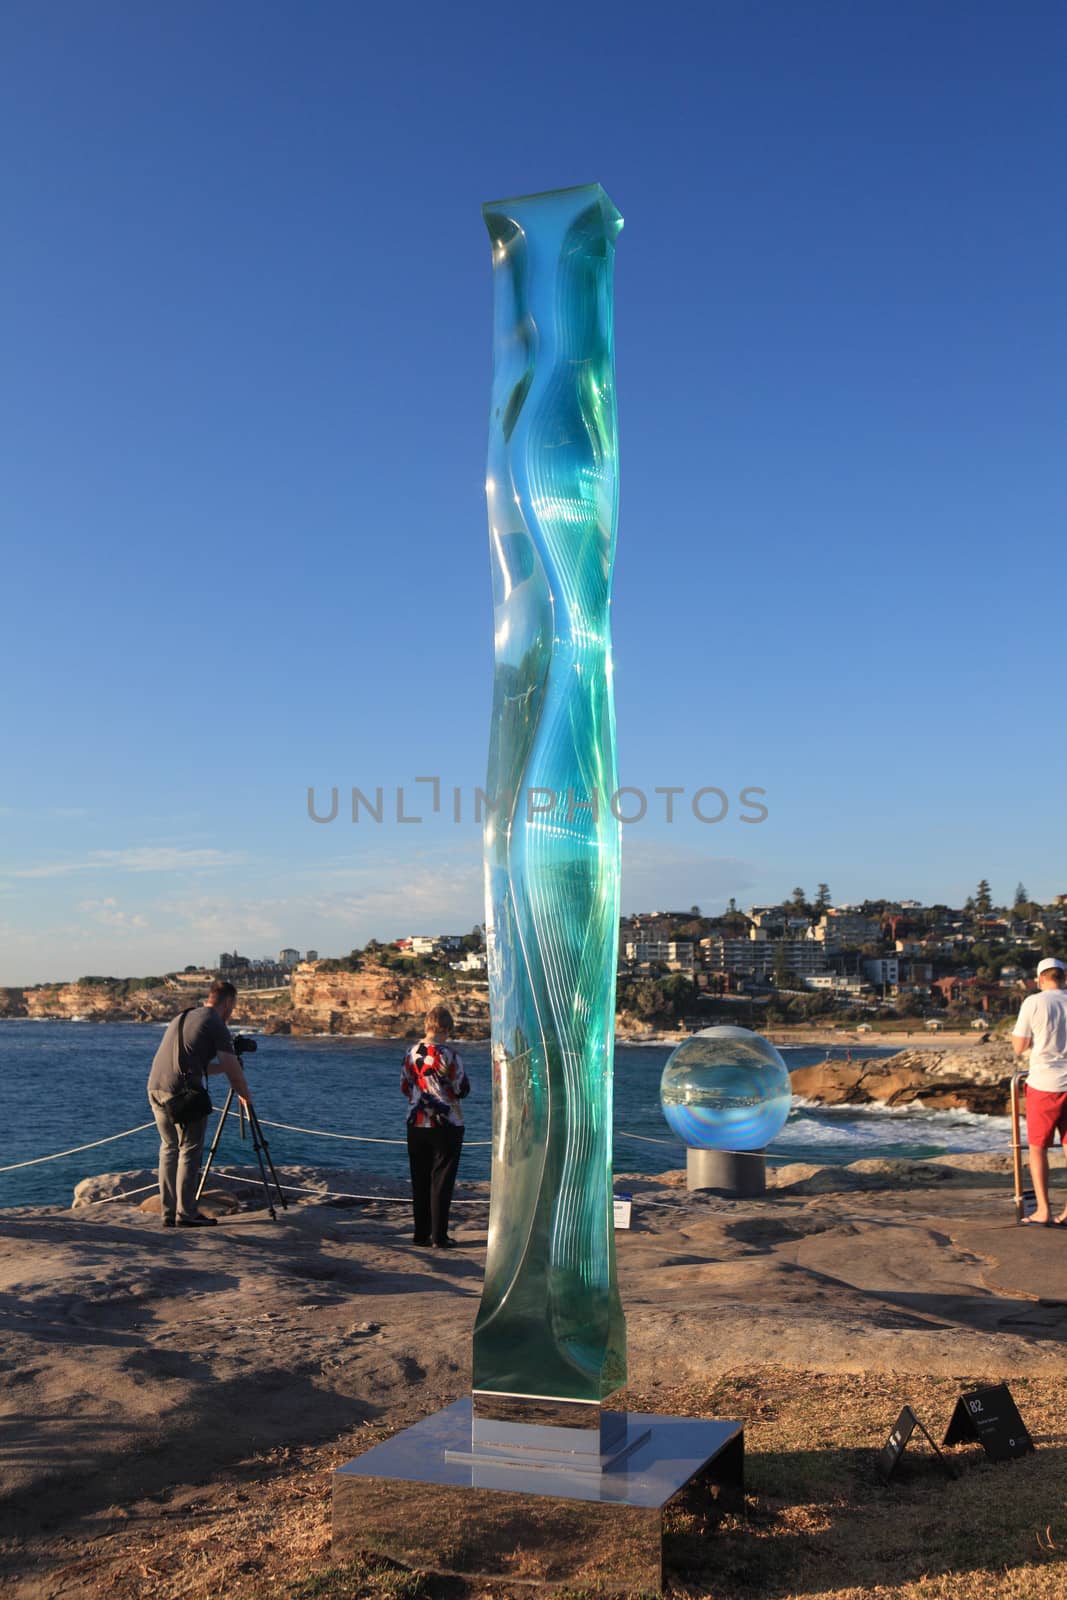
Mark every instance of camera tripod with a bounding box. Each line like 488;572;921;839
196;1088;289;1220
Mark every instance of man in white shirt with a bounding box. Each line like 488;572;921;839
1012;957;1067;1225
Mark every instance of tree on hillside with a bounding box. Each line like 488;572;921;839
721;902;750;935
975;880;993;916
790;886;807;915
772;944;792;989
814;883;832;915
1014;882;1029;909
617;975;694;1025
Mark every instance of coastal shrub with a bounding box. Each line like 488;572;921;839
76;975;166;994
617;973;695;1025
316;950;365;973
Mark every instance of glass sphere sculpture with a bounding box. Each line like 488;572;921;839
659;1026;792;1151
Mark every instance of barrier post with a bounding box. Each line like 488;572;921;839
1011;1071;1027;1224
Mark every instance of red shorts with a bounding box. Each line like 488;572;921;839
1025;1086;1067;1149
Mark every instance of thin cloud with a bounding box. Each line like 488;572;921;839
157;860;485;951
7;847;244;880
77;897;149;930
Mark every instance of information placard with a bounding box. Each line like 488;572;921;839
613;1193;633;1230
942;1384;1034;1462
877;1406;917;1482
877;1405;955;1483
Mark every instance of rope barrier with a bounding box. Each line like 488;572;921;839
0;1122;158;1173
70;1170;1027;1216
220;1173;419;1204
79;1182;159;1207
1;1115;1024;1182
255;1117;492;1147
614;1130;675;1147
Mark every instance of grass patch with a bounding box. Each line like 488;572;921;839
286;1556;432;1599
639;1368;1067;1598
9;1371;1065;1599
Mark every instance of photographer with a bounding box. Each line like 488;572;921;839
147;979;253;1229
401;1004;470;1248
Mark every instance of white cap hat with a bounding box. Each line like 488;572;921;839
1036;958;1065;976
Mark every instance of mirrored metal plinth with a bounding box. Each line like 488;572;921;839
333;1397;744;1591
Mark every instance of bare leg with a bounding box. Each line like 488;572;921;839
1029;1146;1051;1222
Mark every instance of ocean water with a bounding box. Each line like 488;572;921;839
0;1021;1011;1209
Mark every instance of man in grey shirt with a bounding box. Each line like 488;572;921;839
147;978;254;1228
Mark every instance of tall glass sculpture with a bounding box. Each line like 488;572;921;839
475;184;625;1408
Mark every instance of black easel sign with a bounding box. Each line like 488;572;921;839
878;1405;955;1482
942;1385;1034;1462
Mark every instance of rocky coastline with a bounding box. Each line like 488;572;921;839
789;1039;1018;1117
0;964;698;1043
2;972;1019;1072
1;964;488;1037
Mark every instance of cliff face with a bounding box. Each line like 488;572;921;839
18;980;293;1030
22;983;171;1022
10;965;490;1040
288;964;489;1038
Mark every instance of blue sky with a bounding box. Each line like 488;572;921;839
2;0;1064;983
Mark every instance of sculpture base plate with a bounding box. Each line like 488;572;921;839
333;1397;744;1591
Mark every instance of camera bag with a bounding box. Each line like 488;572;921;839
166;1008;214;1125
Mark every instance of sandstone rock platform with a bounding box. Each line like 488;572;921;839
2;1150;1066;1596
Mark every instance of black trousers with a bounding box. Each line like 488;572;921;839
406;1123;464;1244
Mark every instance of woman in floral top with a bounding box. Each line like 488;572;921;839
400;1004;470;1248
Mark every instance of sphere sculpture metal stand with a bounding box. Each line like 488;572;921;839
687;1145;770;1197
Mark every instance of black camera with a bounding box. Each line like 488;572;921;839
232;1034;257;1057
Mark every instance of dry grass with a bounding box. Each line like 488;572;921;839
652;1369;1067;1598
5;1368;1065;1599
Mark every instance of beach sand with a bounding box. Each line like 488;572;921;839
2;1155;1066;1598
763;1027;997;1049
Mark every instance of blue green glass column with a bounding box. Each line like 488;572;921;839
475;184;626;1406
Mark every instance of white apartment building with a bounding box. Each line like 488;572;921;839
810;911;881;946
701;938;775;976
701;938;830;978
748;909;811;935
624;940;695;970
453;951;487;972
864;957;899;987
807;974;871;994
